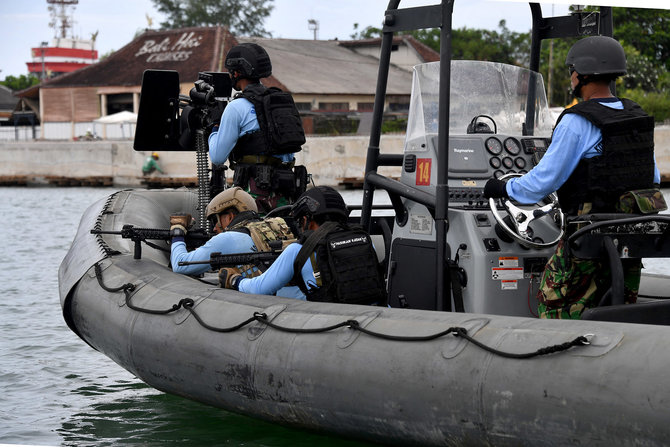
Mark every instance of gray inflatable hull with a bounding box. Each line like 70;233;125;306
60;189;670;446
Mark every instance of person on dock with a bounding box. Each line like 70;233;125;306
142;152;164;176
208;43;308;215
483;36;666;319
219;186;386;305
169;187;300;298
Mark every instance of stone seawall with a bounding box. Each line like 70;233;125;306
0;135;405;187
2;127;670;186
654;126;670;182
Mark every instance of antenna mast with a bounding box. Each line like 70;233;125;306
47;0;79;39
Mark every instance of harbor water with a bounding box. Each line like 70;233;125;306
1;186;669;446
0;187;374;447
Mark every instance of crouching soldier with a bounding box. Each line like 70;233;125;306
219;186;386;305
169;187;300;298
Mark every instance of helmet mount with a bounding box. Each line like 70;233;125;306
290;186;348;223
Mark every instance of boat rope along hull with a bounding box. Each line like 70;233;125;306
59;189;670;446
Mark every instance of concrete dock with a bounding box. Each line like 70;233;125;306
0;135;404;188
2;127;670;187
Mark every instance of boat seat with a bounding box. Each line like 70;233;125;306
582;300;670;325
568;213;670;324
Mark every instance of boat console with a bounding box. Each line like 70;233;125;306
404;133;549;209
386;61;561;317
380;60;670;322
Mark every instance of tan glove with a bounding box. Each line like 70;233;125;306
218;268;242;290
170;214;193;237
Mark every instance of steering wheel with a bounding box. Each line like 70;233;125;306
488;173;565;249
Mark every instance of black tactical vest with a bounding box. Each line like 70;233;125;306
230;83;305;162
555;98;655;214
292;222;386;305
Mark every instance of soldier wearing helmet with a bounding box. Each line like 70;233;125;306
483;36;665;319
208;42;307;215
141;152;164;176
220;186;386;306
169;188;297;298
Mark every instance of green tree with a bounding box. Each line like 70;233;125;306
152;0;274;36
621;44;666;92
539;37;575;107
612;8;670;71
0;74;40;91
350;23;381;40
406;21;529;66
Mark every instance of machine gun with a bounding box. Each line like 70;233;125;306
178;242;286;272
133;70;234;230
91;224;211;260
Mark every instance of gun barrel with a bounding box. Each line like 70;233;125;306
90;229;123;235
178;260;213;266
178;251;281;268
91;227;210;240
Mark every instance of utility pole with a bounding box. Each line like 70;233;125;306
547;4;555;106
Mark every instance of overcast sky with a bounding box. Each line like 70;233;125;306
0;0;617;80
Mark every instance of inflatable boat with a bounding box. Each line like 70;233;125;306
59;186;670;446
59;2;670;445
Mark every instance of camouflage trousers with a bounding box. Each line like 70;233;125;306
537;240;641;319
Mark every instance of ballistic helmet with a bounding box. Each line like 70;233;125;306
206;187;257;219
290;186;348;221
566;36;627;77
224;43;272;80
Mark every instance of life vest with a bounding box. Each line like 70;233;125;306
555;98;655;214
291;222;386;305
226;213;296;277
230;83;305;162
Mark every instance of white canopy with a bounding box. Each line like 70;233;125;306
94;111;138;124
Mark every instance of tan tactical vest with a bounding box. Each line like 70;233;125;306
227;217;296;279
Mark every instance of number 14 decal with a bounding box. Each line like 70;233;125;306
416;158;431;186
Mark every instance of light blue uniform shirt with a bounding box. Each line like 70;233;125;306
238;242;314;300
171;230;303;299
507;98;660;204
208;96;294;165
171;231;256;276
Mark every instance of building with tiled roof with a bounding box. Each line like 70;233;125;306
0;85;19;123
20;26;439;140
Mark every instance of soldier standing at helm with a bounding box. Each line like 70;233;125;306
208;43;308;215
142;152;164;176
483;36;666;319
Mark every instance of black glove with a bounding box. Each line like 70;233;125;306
206;103;224;131
483;178;509;199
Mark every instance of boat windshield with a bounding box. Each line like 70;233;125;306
406;60;554;141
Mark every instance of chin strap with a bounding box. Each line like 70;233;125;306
572;73;592;98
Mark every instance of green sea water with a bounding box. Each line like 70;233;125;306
0;187;376;447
